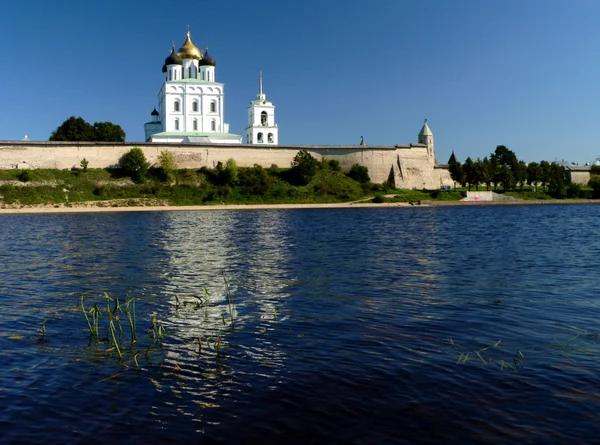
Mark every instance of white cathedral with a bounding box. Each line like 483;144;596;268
144;30;279;145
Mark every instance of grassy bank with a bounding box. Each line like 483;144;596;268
0;166;593;208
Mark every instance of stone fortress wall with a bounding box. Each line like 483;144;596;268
0;141;453;190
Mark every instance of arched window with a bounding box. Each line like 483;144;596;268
210;101;216;113
174;119;179;131
169;71;172;81
257;132;263;143
193;119;198;131
174;100;180;112
202;71;205;80
192;101;198;112
188;67;192;78
268;133;274;143
261;111;268;126
211;120;216;131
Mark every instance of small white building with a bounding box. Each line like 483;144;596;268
145;29;279;145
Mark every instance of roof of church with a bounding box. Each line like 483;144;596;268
419;120;433;137
199;49;216;67
164;48;183;67
177;31;202;60
151;108;159;116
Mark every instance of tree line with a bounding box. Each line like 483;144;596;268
49;117;125;142
448;145;575;198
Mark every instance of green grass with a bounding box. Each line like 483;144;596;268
1;167;593;206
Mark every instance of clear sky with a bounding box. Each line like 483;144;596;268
1;0;599;165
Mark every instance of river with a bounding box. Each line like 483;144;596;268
1;205;599;443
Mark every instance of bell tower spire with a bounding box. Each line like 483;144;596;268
246;71;278;145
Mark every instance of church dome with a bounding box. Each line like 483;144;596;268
199;48;216;67
151;108;159;116
177;31;202;60
164;48;183;66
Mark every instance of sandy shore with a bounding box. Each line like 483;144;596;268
1;198;598;215
0;201;413;214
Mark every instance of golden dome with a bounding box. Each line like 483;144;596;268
177;31;202;60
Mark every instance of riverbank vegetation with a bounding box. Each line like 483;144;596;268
448;145;591;199
0;147;595;207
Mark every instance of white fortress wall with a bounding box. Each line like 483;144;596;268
0;141;452;189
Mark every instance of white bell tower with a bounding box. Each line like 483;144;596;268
246;71;278;145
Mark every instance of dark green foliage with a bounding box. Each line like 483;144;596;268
566;183;581;198
215;159;239;186
448;153;466;188
328;159;341;172
590;165;600;176
93;122;126;142
120;147;150;182
80;158;89;172
49;117;96;141
526;161;541;186
547;162;570;198
347;164;370;183
49;116;126;142
539;160;551;191
17;170;31;182
290;150;318;185
589;175;600;197
239;165;273;195
463;157;475;190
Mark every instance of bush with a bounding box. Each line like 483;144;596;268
17;170;32;182
216;158;239;186
239;164;273;195
566;183;581;198
157;150;178;183
290;150;317;185
348;164;370;183
120;147;149;182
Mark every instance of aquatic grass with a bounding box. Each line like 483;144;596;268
223;275;235;324
38;318;48;343
453;339;525;371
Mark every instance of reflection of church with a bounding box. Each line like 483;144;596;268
144;29;278;145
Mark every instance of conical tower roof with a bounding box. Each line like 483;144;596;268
419;119;433;137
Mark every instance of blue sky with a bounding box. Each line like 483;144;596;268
1;0;599;165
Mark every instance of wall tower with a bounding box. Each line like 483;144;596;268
418;119;434;158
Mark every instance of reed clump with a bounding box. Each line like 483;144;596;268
80;292;164;367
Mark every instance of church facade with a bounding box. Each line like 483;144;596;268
144;30;279;146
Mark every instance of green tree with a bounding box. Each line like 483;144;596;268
49;116;96;141
548;162;570;198
216;158;239;186
526;161;541;187
239;164;273;195
448;152;465;189
120;147;149;182
348;164;370;183
515;160;527;189
463;157;475;190
496;164;516;190
481;157;492;190
49;116;126;142
93;121;126;142
290;150;318;185
539;160;551;191
157;150;178;183
589;175;600;198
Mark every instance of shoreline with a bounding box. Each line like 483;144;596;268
0;198;599;214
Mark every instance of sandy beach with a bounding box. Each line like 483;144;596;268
0;201;414;214
1;198;598;215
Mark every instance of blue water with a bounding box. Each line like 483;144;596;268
2;206;600;444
